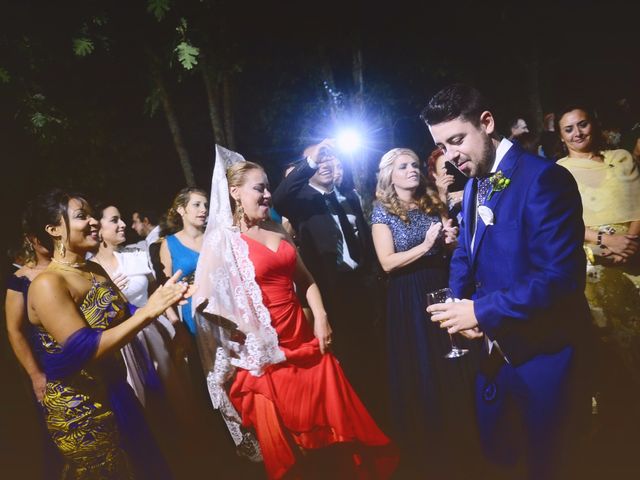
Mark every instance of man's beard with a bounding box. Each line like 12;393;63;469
477;135;496;177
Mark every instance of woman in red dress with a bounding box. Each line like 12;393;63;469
194;148;397;479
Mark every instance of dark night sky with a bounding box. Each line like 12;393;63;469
1;0;638;262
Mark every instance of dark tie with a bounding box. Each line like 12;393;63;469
477;175;493;206
325;192;361;264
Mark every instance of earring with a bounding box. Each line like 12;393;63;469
24;238;35;256
235;201;245;225
57;241;66;258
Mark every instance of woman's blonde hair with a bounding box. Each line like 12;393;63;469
164;187;208;235
226;161;265;223
375;148;444;222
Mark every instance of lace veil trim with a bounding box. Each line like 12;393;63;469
192;145;285;461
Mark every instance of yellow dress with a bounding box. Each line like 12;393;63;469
558;150;640;387
35;276;135;479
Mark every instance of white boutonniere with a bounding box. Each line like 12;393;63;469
477;205;494;226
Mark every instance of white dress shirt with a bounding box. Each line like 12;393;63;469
471;138;513;252
472;138;513;361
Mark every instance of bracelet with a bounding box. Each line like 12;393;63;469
596;231;604;247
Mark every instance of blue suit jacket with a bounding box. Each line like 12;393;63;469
450;144;591;366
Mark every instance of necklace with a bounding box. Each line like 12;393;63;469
48;260;95;281
52;257;87;268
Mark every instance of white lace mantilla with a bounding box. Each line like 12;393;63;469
192;145;285;462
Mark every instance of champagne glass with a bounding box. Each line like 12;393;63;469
426;287;469;359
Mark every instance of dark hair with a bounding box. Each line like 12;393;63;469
133;208;159;226
554;103;607;157
17;200;42;265
514;131;540;154
93;201;119;223
420;84;491;127
507;116;527;130
26;189;90;253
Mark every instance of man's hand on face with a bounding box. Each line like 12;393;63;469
307;139;336;165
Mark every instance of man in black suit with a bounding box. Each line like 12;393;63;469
273;139;383;409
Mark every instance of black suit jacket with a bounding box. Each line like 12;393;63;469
272;161;375;300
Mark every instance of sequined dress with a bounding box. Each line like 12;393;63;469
371;203;479;476
33;274;170;480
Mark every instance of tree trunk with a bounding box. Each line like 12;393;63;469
351;38;364;117
222;72;235;150
151;64;196;187
525;46;544;133
201;58;227;146
350;37;369;203
318;46;339;122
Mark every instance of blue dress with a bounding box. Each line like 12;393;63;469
6;273;63;479
371;203;479;475
165;234;199;335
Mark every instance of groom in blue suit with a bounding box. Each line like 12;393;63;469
422;85;592;479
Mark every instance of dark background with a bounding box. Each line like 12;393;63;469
1;1;639;477
1;1;638;252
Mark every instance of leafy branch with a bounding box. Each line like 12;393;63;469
0;67;10;84
147;0;171;21
72;38;94;57
175;41;199;70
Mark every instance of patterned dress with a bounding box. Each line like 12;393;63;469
34;275;169;480
558;150;640;399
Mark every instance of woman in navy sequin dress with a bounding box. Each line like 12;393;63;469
371;148;479;477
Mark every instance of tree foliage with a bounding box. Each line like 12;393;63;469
147;0;171;22
72;37;94;57
174;42;199;70
0;67;10;83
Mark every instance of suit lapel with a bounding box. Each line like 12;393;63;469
471;145;523;265
462;178;476;256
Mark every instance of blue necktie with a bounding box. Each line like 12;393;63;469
477;176;493;206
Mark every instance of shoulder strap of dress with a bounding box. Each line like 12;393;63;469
6;273;28;292
165;233;179;251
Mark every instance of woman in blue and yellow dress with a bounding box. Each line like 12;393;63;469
26;189;191;479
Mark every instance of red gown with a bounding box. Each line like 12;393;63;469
230;235;398;479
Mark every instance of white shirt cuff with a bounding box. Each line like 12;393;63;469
306;156;318;169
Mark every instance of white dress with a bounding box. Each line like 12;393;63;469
113;248;192;413
112;248;159;404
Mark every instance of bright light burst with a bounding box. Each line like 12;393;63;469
336;128;363;154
